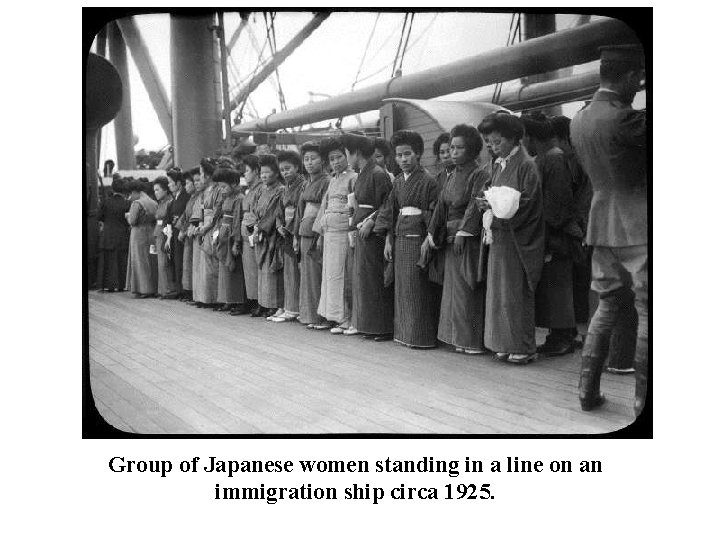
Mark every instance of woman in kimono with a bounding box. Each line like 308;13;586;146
152;177;177;299
522;114;576;356
97;177;130;292
344;134;394;340
233;154;263;316
294;141;331;328
252;154;286;318
482;114;545;364
312;137;357;333
193;157;222;308
212;163;246;312
432;132;453;193
187;168;206;304
125;180;158;298
373;138;397;177
428;124;490;354
268;150;305;322
176;170;198;301
167;168;189;300
374;130;441;348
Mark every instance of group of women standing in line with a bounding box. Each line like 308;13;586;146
101;111;582;365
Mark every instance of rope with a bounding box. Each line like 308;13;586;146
391;13;409;77
396;12;415;74
351;12;381;91
492;13;521;104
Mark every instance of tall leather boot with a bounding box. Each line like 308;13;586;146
579;334;611;411
633;337;648;417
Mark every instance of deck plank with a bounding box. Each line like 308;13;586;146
88;291;635;434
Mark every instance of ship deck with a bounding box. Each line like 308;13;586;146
88;290;635;435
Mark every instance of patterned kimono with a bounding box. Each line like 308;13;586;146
253;182;285;308
215;188;246;304
294;172;330;324
176;190;201;293
350;161;393;335
278;174;305;315
195;182;222;304
126;193;158;295
239;180;263;301
429;161;489;350
154;194;176;297
313;168;357;325
189;187;205;297
484;145;545;354
169;189;190;292
374;167;440;348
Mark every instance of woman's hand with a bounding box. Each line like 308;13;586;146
164;239;172;253
293;237;299;254
358;219;374;240
475;197;490;211
453;235;466;255
384;236;393;262
231;243;240;257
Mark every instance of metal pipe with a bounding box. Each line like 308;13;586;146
484;70;600;110
216;13;233;151
227;13;330;114
108;21;135;169
116;17;173;143
170;14;222;169
226;13;249;52
233;18;637;132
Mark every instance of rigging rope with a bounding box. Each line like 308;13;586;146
391;13;409;77
492;13;521;104
351;12;381;91
396;12;415;74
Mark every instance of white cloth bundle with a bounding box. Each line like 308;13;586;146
481;186;522;244
485;186;521;219
163;224;173;239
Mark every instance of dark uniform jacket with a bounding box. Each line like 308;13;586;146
97;193;130;250
570;89;647;247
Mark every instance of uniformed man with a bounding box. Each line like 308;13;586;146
570;44;647;417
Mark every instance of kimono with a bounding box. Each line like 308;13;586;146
253;182;285;308
169;189;190;293
97;193;130;290
374;167;440;348
278;174;305;315
154;195;177;297
429;161;490;350
194;182;222;304
189;188;205;297
294;172;330;324
350;161;393;335
484;145;545;354
312;168;357;325
239;180;263;301
176;190;201;294
126;193;158;295
533;146;576;330
215;188;246;304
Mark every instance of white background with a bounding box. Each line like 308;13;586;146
2;2;715;539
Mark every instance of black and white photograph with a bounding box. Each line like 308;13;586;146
83;9;649;436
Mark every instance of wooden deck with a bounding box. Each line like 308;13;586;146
88;290;635;434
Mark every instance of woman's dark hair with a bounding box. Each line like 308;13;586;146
128;179;145;193
319;136;346;161
432;133;451;157
216;156;237;170
342;133;375;159
213;166;241;186
200;157;217;177
449;124;483;160
153;176;170;193
300;140;322;157
166;167;183;183
277;150;302;169
241;154;260;173
188;166;201;177
484;114;525;144
373;138;392;159
258;153;280;175
182;171;193;183
390;130;424;157
521;112;553;142
550;115;571;142
111;178;125;193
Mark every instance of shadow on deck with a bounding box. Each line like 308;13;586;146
87;291;635;435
